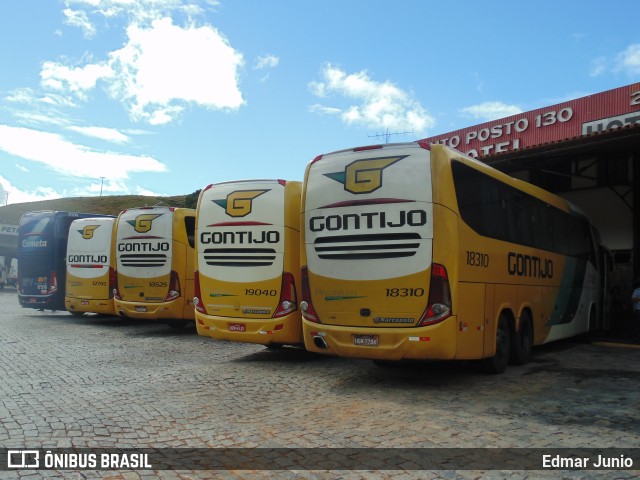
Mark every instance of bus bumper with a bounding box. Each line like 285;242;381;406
18;293;60;310
301;316;458;361
195;311;303;346
114;299;184;320
66;297;115;316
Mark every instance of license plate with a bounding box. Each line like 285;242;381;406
228;323;246;332
81;300;89;305
353;334;379;346
29;298;37;303
135;306;147;312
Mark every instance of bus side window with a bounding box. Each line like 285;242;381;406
184;216;196;249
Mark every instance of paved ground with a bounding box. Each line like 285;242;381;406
0;288;639;479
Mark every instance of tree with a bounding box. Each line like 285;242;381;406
184;189;201;209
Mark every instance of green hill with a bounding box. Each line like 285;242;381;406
0;194;187;226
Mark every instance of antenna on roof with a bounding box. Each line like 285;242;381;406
368;128;414;144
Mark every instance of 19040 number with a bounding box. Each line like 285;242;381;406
245;289;277;296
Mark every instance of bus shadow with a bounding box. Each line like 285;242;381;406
130;323;198;337
25;312;199;336
329;344;583;391
233;346;338;364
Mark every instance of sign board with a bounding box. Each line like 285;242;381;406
0;224;18;236
421;82;640;158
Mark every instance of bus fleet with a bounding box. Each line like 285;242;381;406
16;142;605;373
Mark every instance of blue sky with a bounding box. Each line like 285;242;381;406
0;0;639;204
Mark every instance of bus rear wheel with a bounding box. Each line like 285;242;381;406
510;310;533;365
482;314;511;374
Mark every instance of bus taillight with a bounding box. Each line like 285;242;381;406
273;272;297;318
109;267;116;299
46;271;58;295
417;263;452;326
300;265;320;323
193;271;206;314
165;270;180;302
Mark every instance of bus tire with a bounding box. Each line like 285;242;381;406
510;310;533;365
482;314;511;374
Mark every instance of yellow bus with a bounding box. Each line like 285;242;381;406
113;206;196;327
300;142;603;373
194;179;302;346
65;217;117;316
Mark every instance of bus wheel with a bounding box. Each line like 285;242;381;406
482;314;511;374
510;310;533;365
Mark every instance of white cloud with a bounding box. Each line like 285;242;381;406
13;112;70;126
64;0;212;22
5;88;77;108
0;125;166;180
590;57;607;77
309;64;435;134
40;61;114;100
66;125;131;143
0;175;61;204
135;186;163;196
589;43;640;77
37;2;245;125
63;8;96;37
617;43;640;75
309;104;341;115
107;17;244;123
83;178;129;195
255;54;279;70
459;101;523;121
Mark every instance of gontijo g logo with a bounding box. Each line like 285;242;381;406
79;224;100;239
213;190;270;218
127;214;162;233
324;155;408;194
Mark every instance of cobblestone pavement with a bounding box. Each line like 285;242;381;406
0;288;639;480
